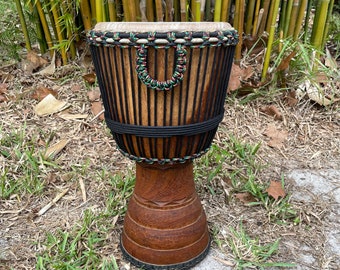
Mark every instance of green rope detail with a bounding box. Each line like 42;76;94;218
136;44;187;91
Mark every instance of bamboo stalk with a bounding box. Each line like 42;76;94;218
61;0;76;59
311;0;330;50
15;0;32;51
293;0;307;40
278;29;284;52
255;8;264;36
34;0;54;53
245;0;256;35
303;0;313;42
90;0;97;22
283;0;294;37
103;1;109;21
108;0;117;21
262;0;281;81
221;0;230;22
194;0;201;21
251;0;261;37
265;0;276;34
173;0;180;21
129;0;138;21
29;2;47;53
59;2;71;57
279;0;288;37
155;0;164;21
234;0;244;63
165;0;174;21
80;0;92;30
191;0;196;21
234;0;240;32
51;0;68;64
43;0;58;42
146;0;155;21
135;0;141;21
287;0;300;37
321;0;334;49
205;0;212;21
258;0;270;36
180;0;187;21
122;0;130;21
200;0;206;21
214;0;222;21
95;0;104;22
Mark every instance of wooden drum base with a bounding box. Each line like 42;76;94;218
121;161;210;269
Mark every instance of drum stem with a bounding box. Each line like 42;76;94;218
121;161;210;269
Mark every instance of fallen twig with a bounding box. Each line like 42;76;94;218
79;178;87;202
38;188;69;216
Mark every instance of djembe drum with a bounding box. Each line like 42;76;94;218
88;22;238;269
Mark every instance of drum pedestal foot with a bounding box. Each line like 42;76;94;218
121;161;210;269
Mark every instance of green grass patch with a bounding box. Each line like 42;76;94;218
0;0;24;62
36;209;120;270
0;126;58;199
228;222;295;269
36;171;135;269
195;136;298;224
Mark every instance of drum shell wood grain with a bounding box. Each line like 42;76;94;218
121;162;210;266
91;44;233;161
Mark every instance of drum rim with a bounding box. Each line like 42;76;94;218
88;26;239;47
93;21;235;32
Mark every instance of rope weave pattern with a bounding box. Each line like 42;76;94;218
118;146;210;165
136;44;187;91
88;30;239;49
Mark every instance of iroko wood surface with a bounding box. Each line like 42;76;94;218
121;162;210;265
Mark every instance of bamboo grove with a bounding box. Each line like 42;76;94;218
15;0;335;79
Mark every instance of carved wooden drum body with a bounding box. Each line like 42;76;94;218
88;22;237;269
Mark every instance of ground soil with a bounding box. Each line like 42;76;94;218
0;52;339;270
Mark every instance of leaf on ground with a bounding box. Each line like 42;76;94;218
228;63;253;92
266;180;286;200
71;84;82;92
59;112;88;120
26;50;48;70
276;51;296;72
260;105;283;120
91;101;104;120
0;72;15;82
263;125;288;149
35;52;56;76
285;90;298;107
305;80;333;106
87;89;101;101
0;94;7;103
234;192;257;204
83;73;96;84
31;86;58;101
243;35;267;55
34;94;69;116
44;139;69;159
325;48;338;69
0;83;7;94
0;83;8;102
